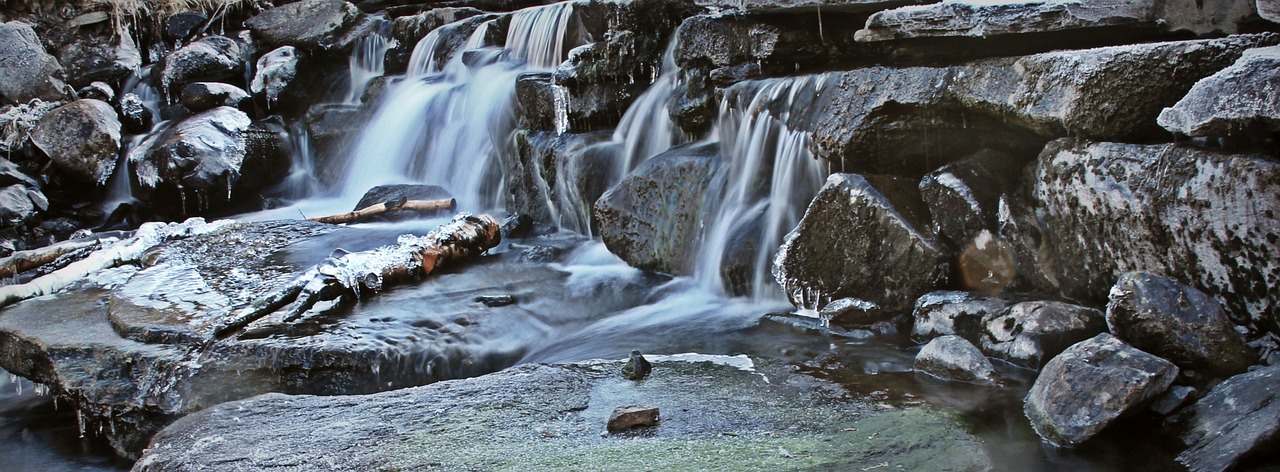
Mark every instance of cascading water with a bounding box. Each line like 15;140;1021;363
693;76;830;300
103;67;165;209
346;20;396;103
338;2;587;212
609;38;688;182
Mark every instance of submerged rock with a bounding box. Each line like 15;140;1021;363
981;301;1106;370
1106;272;1254;378
1157;45;1280;141
1175;365;1280;472
1015;139;1280;332
134;360;993;470
595;143;720;275
0;22;69;104
914;335;997;385
774;174;949;311
29;99;121;185
1024;333;1179;447
608;405;660;432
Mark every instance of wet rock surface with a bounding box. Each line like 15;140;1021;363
178;82;250;113
914;335;996;385
135;359;992;471
29;99;121;185
154;35;244;97
774;173;949;311
1106;272;1254;378
1175;364;1280;472
911;291;1015;342
1157;45;1280;141
981;301;1106;370
595;143;720;275
1016;139;1280;331
1023;333;1179;447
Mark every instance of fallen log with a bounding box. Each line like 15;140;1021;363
307;198;456;225
0;238;108;280
0;218;236;309
213;213;501;338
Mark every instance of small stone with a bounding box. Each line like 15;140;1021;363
621;350;652;381
475;295;515;307
1149;385;1196;416
607;405;659;432
914;335;997;385
819;297;885;328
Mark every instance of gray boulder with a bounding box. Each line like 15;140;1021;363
911;291;1016;342
245;0;364;52
0;158;38;188
981;301;1107;370
179;82;250;112
1014;139;1280;333
155;35;244;97
250;46;300;109
1106;272;1255;378
127;107;287;215
819;297;887;328
56;32;142;88
0;184;36;226
1157;45;1280;140
353;184;453;210
0;22;69;104
1175;365;1280;472
29;99;121;185
303;103;367;186
1024;333;1179;447
774;174;950;311
595;143;719;275
856;0;1257;42
914;335;997;385
1263;0;1280;22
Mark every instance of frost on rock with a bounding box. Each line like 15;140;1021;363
251;46;300;108
0;99;58;153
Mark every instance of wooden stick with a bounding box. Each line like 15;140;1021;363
307;198;456;225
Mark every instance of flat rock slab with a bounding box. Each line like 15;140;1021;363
136;359;993;471
1176;365;1280;472
1158;45;1280;140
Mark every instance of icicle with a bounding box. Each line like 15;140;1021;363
77;410;86;438
552;81;571;135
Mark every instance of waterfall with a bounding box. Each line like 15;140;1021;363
338;2;586;211
694;76;830;300
610;39;687;182
346;20;396;103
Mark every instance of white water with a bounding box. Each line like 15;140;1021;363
694;76;830;299
338;2;586;212
609;38;688;182
346;24;396;103
104;67;165;209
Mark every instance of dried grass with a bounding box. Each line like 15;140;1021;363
93;0;251;35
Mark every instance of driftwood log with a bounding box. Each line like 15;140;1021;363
0;238;107;280
213;213;501;338
307;198;456;225
0;219;236;309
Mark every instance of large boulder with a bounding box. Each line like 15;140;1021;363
1012;139;1280;334
718;34;1276;178
774;174;950;310
1263;0;1280;22
856;0;1258;42
914;335;997;384
56;32;142;88
245;0;364;53
29;99;121;185
1023;333;1179;447
303;103;368;186
595;143;719;275
1157;45;1280;141
0;22;69;104
128;107;287;216
981;301;1107;370
1175;365;1280;472
1106;272;1255;378
154;35;245;97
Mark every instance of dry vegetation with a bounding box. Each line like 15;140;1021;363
96;0;251;35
